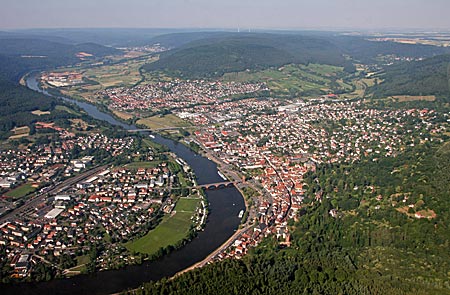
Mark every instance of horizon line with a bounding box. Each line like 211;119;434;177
2;26;450;33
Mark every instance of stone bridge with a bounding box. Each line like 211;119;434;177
195;181;240;190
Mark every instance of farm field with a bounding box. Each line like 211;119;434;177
31;110;51;116
136;114;192;130
222;63;353;96
393;95;436;102
111;110;134;120
54;55;159;103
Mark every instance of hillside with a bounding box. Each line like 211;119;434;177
143;32;450;79
0;35;122;138
370;54;450;97
147;31;234;49
0;37;121;81
7;28;196;47
135;139;450;295
143;34;353;78
0;78;58;139
331;36;450;63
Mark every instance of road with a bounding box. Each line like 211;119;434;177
199;144;267;221
0;165;109;223
173;223;254;277
167;140;270;278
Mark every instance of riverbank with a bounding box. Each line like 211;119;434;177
2;73;246;295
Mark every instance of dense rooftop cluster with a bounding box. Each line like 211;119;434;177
97;79;267;111
188;98;448;259
0;132;134;193
0;163;180;277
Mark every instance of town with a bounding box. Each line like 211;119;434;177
174;96;448;261
3;74;449;281
2;87;448;279
0;119;206;279
96;79;267;112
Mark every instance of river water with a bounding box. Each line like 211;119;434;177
2;74;245;295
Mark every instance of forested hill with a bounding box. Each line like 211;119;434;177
134;139;450;295
0;78;59;139
143;32;450;79
147;31;234;49
330;36;450;64
370;54;450;97
143;34;354;78
0;34;121;138
0;36;121;81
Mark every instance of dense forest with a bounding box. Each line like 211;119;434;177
0;36;120;81
1;28;187;47
143;34;355;78
0;33;123;138
131;136;450;294
370;54;450;97
0;78;59;139
0;76;130;140
143;32;450;79
330;36;450;64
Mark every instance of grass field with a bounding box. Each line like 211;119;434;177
5;183;36;199
174;197;200;212
52;55;158;104
81;58;151;89
141;70;174;84
393;95;436;102
125;161;162;169
31;110;51;116
177;172;188;186
112;110;134;120
142;138;168;153
340;78;376;99
76;255;90;266
125;197;200;255
55;105;82;116
66;255;90;273
222;63;352;96
11;126;30;135
137;114;192;130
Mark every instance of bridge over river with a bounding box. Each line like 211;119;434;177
193;181;241;190
127;127;182;132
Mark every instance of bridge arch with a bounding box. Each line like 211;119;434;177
196;181;238;190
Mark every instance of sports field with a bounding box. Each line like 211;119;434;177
5;183;36;199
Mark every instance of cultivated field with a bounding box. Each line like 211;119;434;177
31;110;51;116
111;110;134;121
136;114;192;130
222;63;353;96
393;95;436;102
54;55;158;103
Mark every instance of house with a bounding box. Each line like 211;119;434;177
0;179;12;188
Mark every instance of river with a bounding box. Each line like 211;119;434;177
2;74;245;295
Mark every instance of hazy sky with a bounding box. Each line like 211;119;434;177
1;0;449;30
